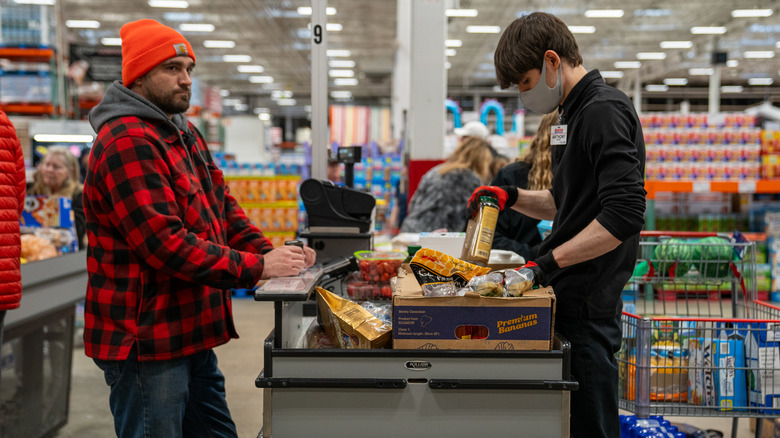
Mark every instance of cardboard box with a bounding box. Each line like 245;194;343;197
392;265;555;350
21;195;73;228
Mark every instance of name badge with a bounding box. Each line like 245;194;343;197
551;125;567;145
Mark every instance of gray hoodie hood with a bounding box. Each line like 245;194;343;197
89;81;191;136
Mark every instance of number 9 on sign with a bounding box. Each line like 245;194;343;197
313;25;322;44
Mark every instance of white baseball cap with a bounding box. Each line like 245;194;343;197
454;121;490;140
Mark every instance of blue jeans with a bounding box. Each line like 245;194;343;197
556;314;623;438
93;348;237;438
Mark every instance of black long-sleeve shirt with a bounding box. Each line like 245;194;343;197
489;161;542;261
539;69;646;318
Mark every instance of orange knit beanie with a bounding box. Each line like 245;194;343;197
120;19;196;87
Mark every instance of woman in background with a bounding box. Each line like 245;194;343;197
28;146;86;250
401;135;493;233
490;110;557;260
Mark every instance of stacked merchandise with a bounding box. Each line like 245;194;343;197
329;105;392;148
0;3;55;110
643;112;761;181
352;154;403;232
760;130;780;178
219;157;302;248
652;192;749;232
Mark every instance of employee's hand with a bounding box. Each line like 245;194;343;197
303;245;317;268
520;251;560;286
466;185;518;217
261;245;307;278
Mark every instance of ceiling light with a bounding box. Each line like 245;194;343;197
601;71;624;79
179;23;215;32
690;26;726;34
34;134;94;142
12;0;55;4
222;98;242;106
585;9;624;18
334;78;358;86
445;9;478;17
277;99;297;106
234;104;248;112
219;90;229;97
466;26;501;34
330;91;352;99
568;26;596;34
249;75;273;83
645;84;669;92
731;9;773;18
329;69;354;78
237;65;264;73
223;55;251;62
148;0;188;7
66;20;100;29
744;51;775;58
637;52;667;60
445;49;457;57
203;40;235;48
726;60;739;67
326;23;342;31
258;113;271;121
329;60;355;68
253;107;270;114
445;61;452;69
689;68;714;75
748;77;773;86
297;6;336;15
664;78;688;86
660;41;693;49
100;37;121;46
721;85;744;93
327;49;351;57
614;61;641;69
446;39;462;47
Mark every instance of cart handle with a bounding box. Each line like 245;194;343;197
640;231;726;238
621;313;780;324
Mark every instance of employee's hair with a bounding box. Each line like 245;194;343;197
521;109;558;191
437;136;493;183
494;12;583;89
29;146;83;197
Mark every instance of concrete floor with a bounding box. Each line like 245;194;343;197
54;297;757;438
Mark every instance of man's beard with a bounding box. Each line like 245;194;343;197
142;78;190;115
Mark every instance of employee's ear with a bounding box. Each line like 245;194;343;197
543;50;560;68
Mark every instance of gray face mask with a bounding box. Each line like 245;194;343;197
518;62;563;114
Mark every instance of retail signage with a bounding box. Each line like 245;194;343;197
69;44;122;83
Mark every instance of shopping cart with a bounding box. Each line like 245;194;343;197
618;231;780;438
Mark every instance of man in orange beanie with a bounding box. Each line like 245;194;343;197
84;19;315;438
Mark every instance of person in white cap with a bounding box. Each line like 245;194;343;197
454;120;490;140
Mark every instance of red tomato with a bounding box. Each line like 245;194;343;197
380;285;392;298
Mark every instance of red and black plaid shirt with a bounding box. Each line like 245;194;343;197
83;116;273;361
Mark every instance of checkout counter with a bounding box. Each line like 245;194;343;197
2;252;86;438
253;180;577;438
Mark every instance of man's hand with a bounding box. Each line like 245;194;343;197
520;251;560;286
261;246;307;278
466;185;518;217
303;245;317;268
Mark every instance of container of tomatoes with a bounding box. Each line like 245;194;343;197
345;279;393;300
354;250;406;283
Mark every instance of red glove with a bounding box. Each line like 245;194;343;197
467;185;518;217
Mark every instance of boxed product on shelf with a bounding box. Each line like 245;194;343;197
19;195;78;256
391;264;555;350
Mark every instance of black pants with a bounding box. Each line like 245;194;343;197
556;313;622;438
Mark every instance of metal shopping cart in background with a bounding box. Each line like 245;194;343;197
618;231;780;438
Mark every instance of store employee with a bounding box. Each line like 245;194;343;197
467;12;646;438
82;19;315;438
